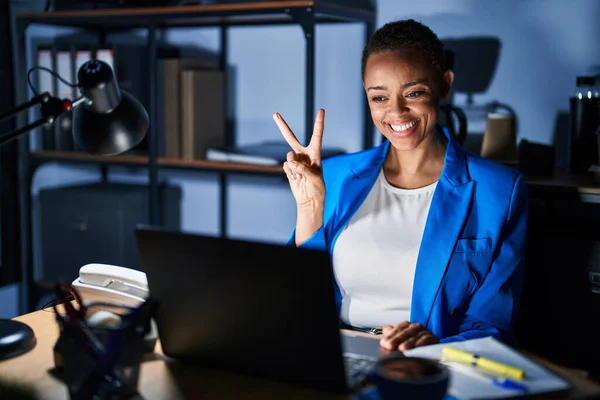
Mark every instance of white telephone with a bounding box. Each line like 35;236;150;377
71;263;149;308
71;263;157;352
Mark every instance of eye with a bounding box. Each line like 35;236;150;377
406;91;425;99
371;96;387;102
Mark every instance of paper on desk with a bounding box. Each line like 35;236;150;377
403;336;571;400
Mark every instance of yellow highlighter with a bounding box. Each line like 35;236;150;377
441;346;525;380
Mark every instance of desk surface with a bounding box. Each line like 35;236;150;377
1;309;600;400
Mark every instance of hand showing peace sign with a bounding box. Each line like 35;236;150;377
273;109;326;209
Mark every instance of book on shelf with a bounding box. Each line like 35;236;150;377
206;141;346;166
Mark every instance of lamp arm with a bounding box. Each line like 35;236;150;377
0;93;49;124
0;92;78;147
0;118;50;147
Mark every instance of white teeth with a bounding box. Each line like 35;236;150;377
391;120;418;132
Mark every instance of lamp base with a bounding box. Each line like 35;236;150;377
0;319;36;361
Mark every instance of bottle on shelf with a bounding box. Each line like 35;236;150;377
568;76;600;174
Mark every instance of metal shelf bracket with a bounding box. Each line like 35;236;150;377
286;7;315;39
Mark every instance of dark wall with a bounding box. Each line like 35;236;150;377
0;2;21;286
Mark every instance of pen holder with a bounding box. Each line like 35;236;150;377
52;297;156;400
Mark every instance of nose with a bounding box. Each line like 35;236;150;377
391;95;410;114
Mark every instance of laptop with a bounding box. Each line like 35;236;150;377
134;225;387;393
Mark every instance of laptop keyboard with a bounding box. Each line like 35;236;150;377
343;352;377;385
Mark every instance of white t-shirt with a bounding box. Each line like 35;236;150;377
332;169;437;328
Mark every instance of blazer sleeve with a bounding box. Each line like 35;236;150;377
285;227;328;250
440;173;528;345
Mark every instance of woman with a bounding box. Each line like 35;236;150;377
273;19;528;352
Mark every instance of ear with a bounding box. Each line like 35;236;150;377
440;70;454;99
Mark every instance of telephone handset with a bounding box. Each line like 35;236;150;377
72;263;149;308
71;263;157;352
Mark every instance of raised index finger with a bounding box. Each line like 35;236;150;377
308;108;325;151
273;112;303;153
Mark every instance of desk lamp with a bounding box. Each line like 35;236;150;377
0;59;149;361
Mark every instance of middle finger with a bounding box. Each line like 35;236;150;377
389;323;425;345
399;329;429;351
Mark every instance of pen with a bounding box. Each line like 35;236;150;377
492;377;528;392
441;346;525;380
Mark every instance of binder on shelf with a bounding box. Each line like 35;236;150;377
206;141;346;166
180;69;225;161
74;48;92;73
36;46;55;150
53;46;75;151
94;47;115;71
157;58;218;159
70;47;93;152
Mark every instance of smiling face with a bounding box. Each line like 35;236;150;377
363;49;453;152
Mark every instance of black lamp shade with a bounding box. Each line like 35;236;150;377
72;90;149;156
72;59;149;155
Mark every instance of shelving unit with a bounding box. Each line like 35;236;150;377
12;1;376;312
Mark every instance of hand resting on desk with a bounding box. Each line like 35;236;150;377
380;321;439;352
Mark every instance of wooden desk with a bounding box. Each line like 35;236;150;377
1;309;600;400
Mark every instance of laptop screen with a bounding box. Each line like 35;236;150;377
135;226;349;393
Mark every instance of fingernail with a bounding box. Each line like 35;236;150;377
289;161;296;167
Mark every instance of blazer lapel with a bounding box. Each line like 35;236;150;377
410;127;474;327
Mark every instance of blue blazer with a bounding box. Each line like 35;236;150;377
288;127;528;345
